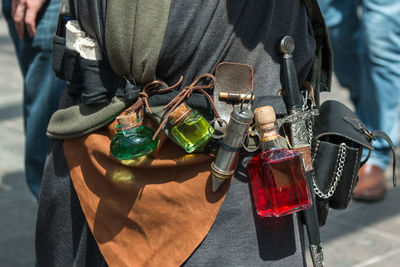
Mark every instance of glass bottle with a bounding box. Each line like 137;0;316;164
169;103;214;153
56;0;73;37
246;106;312;217
110;113;158;160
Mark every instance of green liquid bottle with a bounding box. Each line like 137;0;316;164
169;103;214;153
110;113;158;160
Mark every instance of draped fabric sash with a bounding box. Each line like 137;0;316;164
105;0;172;85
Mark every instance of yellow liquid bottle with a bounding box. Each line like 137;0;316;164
169;103;213;153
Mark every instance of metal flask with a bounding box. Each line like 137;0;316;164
211;103;254;192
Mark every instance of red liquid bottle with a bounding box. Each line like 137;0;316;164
247;106;312;217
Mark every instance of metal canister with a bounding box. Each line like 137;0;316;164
211;104;254;192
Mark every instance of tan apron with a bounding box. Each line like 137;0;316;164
63;119;229;267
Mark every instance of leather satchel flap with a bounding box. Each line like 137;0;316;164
313;100;374;150
213;62;254;123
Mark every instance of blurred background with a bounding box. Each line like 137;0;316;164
0;4;400;267
0;6;38;267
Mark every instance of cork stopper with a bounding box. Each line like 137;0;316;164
168;103;192;125
254;106;276;127
116;112;141;131
254;106;279;141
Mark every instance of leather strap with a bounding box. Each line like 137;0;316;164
371;130;397;187
153;73;220;139
217;139;242;152
302;0;333;108
301;81;317;109
123;77;183;123
213;62;254;123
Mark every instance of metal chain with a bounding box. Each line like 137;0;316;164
313;143;347;199
306;118;313;145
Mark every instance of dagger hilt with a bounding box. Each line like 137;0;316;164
280;35;295;55
280;36;303;111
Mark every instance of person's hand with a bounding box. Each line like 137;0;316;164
11;0;47;39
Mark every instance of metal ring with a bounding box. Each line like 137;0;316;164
209;118;227;139
240;91;254;112
363;128;376;141
302;89;309;111
243;130;261;153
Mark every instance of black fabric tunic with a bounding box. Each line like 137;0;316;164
36;1;315;266
158;0;315;115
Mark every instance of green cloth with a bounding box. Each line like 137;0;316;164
105;0;173;84
48;0;173;139
47;96;130;139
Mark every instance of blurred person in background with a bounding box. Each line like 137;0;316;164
318;0;400;201
1;0;65;199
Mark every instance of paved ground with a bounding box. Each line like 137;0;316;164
0;8;400;267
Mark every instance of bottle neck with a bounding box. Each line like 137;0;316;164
121;125;142;137
260;135;282;151
258;123;282;151
169;103;192;126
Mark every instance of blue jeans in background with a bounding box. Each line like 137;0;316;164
2;0;65;198
318;0;400;170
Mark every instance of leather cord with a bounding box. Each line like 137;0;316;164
152;73;220;140
301;81;317;109
371;130;397;187
123;76;184;124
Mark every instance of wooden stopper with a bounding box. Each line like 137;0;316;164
168;103;192;125
254;106;279;141
254;106;276;128
116;112;140;131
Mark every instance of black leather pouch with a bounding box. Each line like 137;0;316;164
79;58;113;104
52;35;66;80
51;34;82;83
64;48;82;83
79;58;136;104
312;100;374;226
